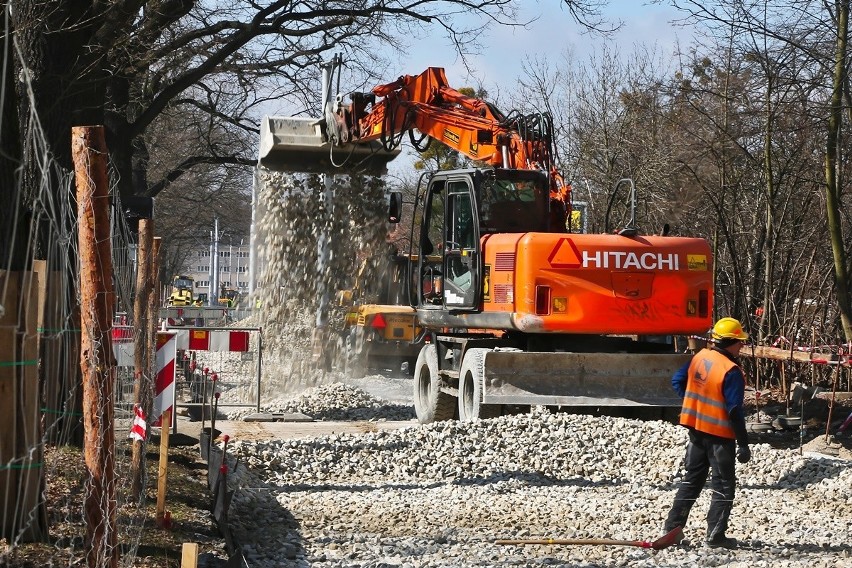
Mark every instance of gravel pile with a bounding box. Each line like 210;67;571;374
225;407;852;567
226;382;415;422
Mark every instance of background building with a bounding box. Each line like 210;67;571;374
185;239;250;302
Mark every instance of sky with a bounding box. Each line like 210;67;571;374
255;1;698;180
393;0;694;99
378;0;697;180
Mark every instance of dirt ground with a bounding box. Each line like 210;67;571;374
742;385;852;459
1;436;225;568
2;385;850;567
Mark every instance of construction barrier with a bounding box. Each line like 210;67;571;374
153;331;177;428
175;329;250;352
167;326;263;415
159;306;254;327
198;431;246;564
111;325;136;408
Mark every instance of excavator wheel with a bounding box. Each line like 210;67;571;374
412;344;456;424
458;348;502;421
344;327;368;379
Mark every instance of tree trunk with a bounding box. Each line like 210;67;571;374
131;220;153;501
825;0;852;342
0;11;25;269
761;73;775;341
74;125;118;568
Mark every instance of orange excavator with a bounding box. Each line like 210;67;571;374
260;64;713;424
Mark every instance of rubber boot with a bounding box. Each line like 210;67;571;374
838;411;852;435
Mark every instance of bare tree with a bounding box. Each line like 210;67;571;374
668;0;852;342
511;10;843;349
4;0;614;285
826;0;851;340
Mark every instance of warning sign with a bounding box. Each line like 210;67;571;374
547;238;583;268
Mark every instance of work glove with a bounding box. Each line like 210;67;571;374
737;445;751;464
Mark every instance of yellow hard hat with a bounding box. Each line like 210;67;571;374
711;317;749;341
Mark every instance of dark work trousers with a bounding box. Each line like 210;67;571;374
664;428;737;539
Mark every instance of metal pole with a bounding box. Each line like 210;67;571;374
208;231;214;306
212;217;220;306
249;168;258;296
256;331;263;412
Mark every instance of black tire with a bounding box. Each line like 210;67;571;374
458;348;502;421
413;344;456;424
503;405;531;416
344;327;367;379
403;357;417;377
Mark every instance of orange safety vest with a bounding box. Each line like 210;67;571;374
680;348;737;439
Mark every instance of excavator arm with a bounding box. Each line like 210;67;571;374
329;67;570;214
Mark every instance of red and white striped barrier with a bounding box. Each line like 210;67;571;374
173;329;250;352
809;358;850;366
153;331;177;427
112;325;133;343
129;404;147;442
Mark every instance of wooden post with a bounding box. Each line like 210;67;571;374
826;365;840;442
73;125;118;568
181;542;199;568
155;407;172;524
131;219;152;501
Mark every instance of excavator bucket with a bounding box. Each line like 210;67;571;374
258;116;400;175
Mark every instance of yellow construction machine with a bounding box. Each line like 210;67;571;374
168;275;195;306
219;285;240;307
337;252;424;377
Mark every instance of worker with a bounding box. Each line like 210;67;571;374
663;317;751;549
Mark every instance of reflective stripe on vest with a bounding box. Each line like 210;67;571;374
680;348;736;439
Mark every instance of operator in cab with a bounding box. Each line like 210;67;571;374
663;317;751;550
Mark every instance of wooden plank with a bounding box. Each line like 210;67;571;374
40;269;81;445
0;271;18;540
742;344;835;363
63;306;83;445
17;270;47;541
181;542;199;568
156;407;172;524
40;269;61;444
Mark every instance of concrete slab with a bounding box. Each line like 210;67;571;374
242;412;313;423
176;415;417;442
815;391;852;402
224;419;417;442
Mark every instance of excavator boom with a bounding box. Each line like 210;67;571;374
337;67;569;208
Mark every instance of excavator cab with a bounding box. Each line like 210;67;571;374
415;168;550;314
